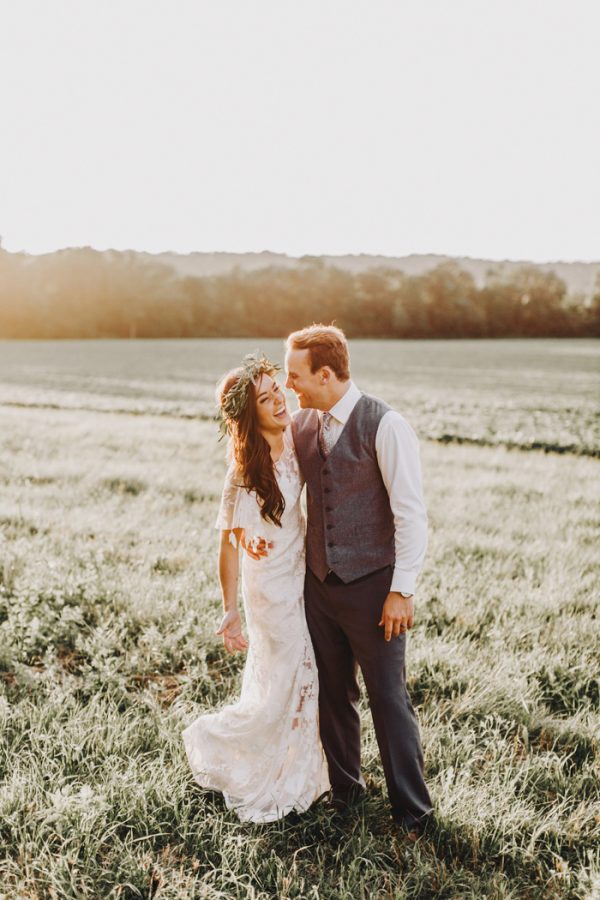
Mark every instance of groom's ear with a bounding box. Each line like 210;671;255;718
319;366;332;385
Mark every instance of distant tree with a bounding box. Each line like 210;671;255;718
481;266;570;337
350;270;396;336
418;262;481;337
0;249;595;339
588;272;600;337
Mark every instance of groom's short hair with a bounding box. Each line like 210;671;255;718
286;324;350;381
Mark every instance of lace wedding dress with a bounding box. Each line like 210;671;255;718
182;426;330;823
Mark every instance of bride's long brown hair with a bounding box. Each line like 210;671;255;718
217;367;285;527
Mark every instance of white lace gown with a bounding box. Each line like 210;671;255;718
182;427;330;823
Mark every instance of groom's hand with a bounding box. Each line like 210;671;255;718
378;592;414;641
240;532;273;561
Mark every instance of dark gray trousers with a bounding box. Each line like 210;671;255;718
304;564;432;829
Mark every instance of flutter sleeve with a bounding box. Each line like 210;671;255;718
214;462;262;548
286;424;304;488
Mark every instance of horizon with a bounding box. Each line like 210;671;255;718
2;243;599;267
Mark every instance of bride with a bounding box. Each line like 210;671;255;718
182;353;330;823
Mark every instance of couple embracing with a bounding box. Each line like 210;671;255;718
182;324;433;840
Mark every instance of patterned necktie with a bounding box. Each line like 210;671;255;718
319;411;334;457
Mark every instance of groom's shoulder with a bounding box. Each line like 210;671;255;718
359;392;415;429
356;391;394;417
358;393;418;442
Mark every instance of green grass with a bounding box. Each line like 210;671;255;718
0;340;599;898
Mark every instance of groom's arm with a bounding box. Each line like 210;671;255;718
375;411;428;637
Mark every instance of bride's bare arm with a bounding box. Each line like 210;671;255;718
216;529;248;653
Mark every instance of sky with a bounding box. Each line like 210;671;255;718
1;0;599;262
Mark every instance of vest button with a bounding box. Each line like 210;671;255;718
328;541;335;548
326;524;334;530
325;506;333;512
323;469;329;475
324;488;331;494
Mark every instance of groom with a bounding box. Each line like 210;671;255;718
284;324;432;838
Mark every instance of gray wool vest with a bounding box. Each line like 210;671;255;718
292;393;396;583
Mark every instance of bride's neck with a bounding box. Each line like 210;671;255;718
260;427;285;461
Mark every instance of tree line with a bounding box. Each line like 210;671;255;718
0;247;598;339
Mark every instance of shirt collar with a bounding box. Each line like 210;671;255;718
324;380;361;424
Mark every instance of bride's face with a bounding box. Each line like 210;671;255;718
255;373;291;432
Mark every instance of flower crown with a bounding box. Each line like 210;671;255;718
216;352;282;439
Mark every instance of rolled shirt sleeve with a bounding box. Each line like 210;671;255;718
375;411;428;595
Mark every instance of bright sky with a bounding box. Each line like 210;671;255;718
1;0;599;262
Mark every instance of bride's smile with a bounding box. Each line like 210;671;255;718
255;373;292;431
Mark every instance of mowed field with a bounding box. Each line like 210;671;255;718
0;339;599;899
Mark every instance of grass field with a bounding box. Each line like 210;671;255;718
0;339;598;456
0;339;599;899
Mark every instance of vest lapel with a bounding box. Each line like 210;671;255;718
319;394;365;466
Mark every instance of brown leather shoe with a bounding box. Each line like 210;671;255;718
402;827;420;843
392;812;432;842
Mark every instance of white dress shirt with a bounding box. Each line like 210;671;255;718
321;380;427;595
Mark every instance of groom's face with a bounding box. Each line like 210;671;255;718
285;347;327;409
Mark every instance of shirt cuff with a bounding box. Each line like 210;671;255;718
390;569;417;595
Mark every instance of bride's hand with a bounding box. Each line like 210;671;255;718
216;610;249;654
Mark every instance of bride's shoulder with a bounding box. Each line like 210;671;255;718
221;460;247;497
283;425;302;464
280;427;304;488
